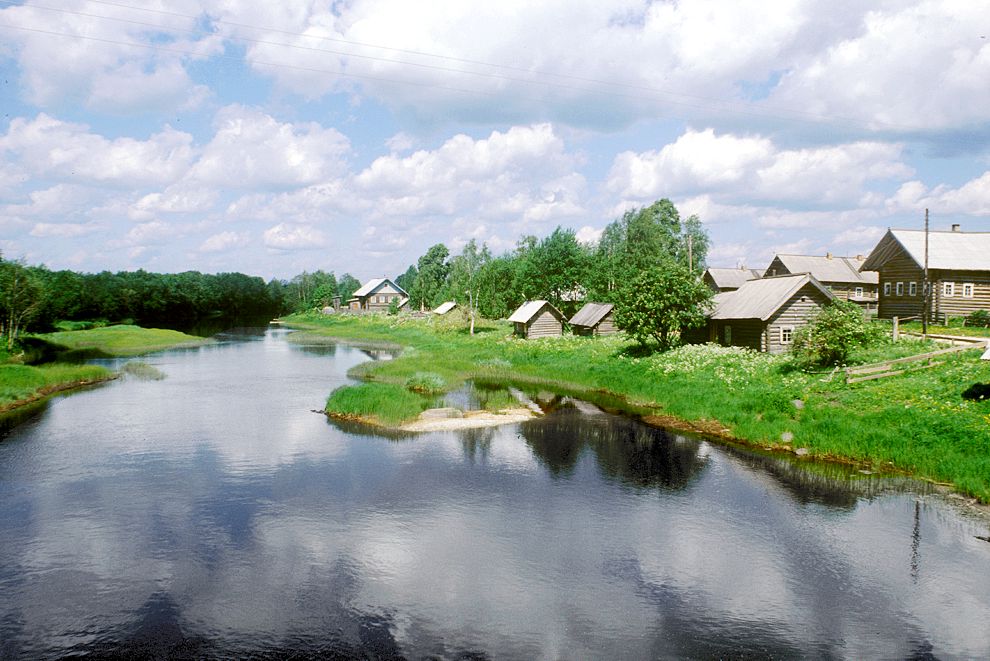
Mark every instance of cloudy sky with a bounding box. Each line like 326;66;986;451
1;1;988;281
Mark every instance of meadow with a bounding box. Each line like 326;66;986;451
287;311;990;502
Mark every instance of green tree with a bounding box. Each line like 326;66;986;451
613;263;712;351
337;273;362;303
791;300;886;367
411;243;450;310
0;258;44;349
475;256;520;319
447;240;491;333
395;264;417;294
515;227;589;312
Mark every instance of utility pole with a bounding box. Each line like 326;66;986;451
687;234;693;272
922;208;929;337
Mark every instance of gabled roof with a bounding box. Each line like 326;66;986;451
704;267;762;289
711;273;835;321
569;302;614;327
508;300;560;323
767;254;878;284
433;301;457;314
353;277;408;298
861;229;990;272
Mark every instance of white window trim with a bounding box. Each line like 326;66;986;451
908;282;917;297
962;283;974;298
896;282;904;296
943;282;954;297
854;287;863;298
780;326;794;344
883;282;891;296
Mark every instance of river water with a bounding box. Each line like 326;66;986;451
1;327;989;659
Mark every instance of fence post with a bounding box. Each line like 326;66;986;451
892;316;899;342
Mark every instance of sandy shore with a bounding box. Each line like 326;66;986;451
399;407;537;432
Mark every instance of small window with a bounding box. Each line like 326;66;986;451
780;326;794;344
724;325;732;345
963;283;974;298
943;282;954;297
896;282;903;296
883;282;891;296
854;287;864;298
908;282;917;297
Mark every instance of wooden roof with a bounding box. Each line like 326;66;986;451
861;229;990;272
704;267;762;289
710;273;835;321
433;301;457;314
767;254;878;284
508;300;561;323
353;277;408;298
569;302;614;327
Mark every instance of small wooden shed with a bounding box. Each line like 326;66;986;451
569;302;617;336
508;300;564;339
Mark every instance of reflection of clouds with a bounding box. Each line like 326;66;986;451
2;331;990;657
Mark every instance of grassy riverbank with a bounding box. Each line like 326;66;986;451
287;311;990;502
38;324;210;357
0;325;209;417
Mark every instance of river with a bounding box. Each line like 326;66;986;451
1;326;988;659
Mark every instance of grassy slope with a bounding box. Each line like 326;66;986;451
289;311;990;501
0;363;112;410
38;324;210;356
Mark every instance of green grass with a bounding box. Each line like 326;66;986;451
900;321;990;338
0;363;112;408
37;324;210;357
325;382;435;425
287;311;990;502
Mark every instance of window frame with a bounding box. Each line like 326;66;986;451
943;282;954;297
780;326;794;344
896;282;904;296
908;282;917;297
883;282;891;296
962;283;974;298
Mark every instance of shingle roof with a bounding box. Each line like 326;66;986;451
509;300;558;323
711;274;835;321
353;278;407;298
569;302;614;327
433;301;456;314
704;267;762;290
861;229;990;271
769;254;878;284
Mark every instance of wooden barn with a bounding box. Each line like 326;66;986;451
569;302;617;336
703;267;762;293
508;300;564;339
347;278;408;312
861;227;990;322
688;273;835;354
764;253;878;312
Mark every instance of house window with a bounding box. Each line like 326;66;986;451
943;282;954;297
963;283;974;298
780;326;794;344
883;282;891;296
724;325;732;345
854;287;863;298
896;282;903;296
909;282;917;297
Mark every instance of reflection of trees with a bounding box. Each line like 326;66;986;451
458;426;495;463
519;407;709;490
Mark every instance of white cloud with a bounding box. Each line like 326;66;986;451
199;231;249;254
29;222;98;238
129;186;219;221
263;223;327;250
607;128;911;207
575;225;603;245
887;172;990;216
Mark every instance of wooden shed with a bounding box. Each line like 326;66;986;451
861;227;990;323
569;302;617;336
691;273;835;354
508;300;564;339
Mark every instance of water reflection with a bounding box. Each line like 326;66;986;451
0;328;988;658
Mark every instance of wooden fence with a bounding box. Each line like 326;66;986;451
844;340;986;384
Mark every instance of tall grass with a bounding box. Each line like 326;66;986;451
288;311;990;501
38;324;210;357
325;382;434;425
0;363;112;406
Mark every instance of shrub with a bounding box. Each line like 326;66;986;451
405;371;446;395
966;309;990;328
791;300;886;367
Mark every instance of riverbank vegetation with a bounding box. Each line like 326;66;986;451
38;325;210;357
289;312;990;502
0;363;113;412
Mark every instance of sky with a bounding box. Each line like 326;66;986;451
1;0;989;282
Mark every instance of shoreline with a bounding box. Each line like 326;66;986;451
0;374;119;417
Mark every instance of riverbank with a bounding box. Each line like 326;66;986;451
0;325;211;418
286;311;990;502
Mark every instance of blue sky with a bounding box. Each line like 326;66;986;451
1;0;989;281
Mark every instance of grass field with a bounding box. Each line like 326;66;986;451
288;311;990;502
38;324;210;357
0;363;113;410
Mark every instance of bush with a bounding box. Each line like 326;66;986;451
405;371;446;395
966;309;990;328
791;300;886;367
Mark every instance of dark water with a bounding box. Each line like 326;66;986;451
1;327;989;659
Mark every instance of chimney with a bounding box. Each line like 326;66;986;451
825;252;833;259
855;254;863;260
951;224;961;232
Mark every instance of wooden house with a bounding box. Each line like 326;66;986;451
703;267;762;293
347;278;408;312
688;273;835;354
860;227;990;322
508;300;564;339
569;302;617;336
764;253;878;312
